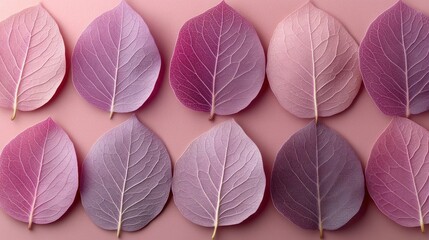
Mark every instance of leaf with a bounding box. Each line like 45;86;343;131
266;3;361;120
0;118;78;228
72;1;161;119
80;115;172;237
0;5;66;120
172;120;266;240
366;117;429;232
270;121;365;238
170;1;266;120
360;2;429;117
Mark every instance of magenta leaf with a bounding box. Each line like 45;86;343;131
72;1;161;119
80;115;171;237
172;120;266;239
360;1;429;117
267;3;361;120
366;117;429;232
0;5;66;120
271;121;365;237
0;118;78;228
170;1;265;120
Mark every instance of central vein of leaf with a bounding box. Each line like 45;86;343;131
209;9;224;120
212;129;230;240
315;126;323;238
28;125;49;229
307;11;318;122
13;9;40;120
110;6;124;119
117;134;132;237
399;5;410;118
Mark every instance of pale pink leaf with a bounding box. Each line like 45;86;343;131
267;3;361;120
0;5;66;120
172;120;266;239
0;118;78;228
366;117;429;231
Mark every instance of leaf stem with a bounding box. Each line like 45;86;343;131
420;219;425;233
110;110;114;119
11;107;17;120
211;224;218;240
117;225;121;238
28;220;32;230
319;226;324;239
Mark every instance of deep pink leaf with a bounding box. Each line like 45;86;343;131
360;1;429;117
80;115;171;237
172;120;266;239
0;118;78;228
72;1;161;118
170;1;265;119
271;121;365;237
366;117;429;231
0;5;66;120
267;3;361;120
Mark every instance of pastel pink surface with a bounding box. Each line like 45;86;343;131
1;1;429;240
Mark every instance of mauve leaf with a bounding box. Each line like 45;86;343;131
271;121;365;237
72;1;161;119
267;3;361;120
0;5;66;120
172;120;266;239
0;118;78;228
360;1;429;117
80;115;172;237
170;1;265;120
366;117;429;232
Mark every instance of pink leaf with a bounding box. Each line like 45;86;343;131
366;117;429;232
0;118;78;228
0;5;66;120
80;115;171;237
271;121;365;237
172;120;266;239
360;1;429;117
72;1;161;119
170;1;266;120
267;3;361;120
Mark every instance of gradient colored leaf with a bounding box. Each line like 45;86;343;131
267;3;361;120
0;5;66;120
271;121;365;237
360;1;429;117
170;1;265;119
366;117;429;231
172;120;266;239
80;115;172;237
72;1;161;118
0;118;78;228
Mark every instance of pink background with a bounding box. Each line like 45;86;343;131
0;0;428;239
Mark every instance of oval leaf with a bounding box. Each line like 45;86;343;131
360;2;429;117
0;118;78;227
170;1;265;119
366;117;429;231
271;121;365;237
0;5;66;120
72;1;161;118
267;3;361;120
80;115;172;237
172;120;266;239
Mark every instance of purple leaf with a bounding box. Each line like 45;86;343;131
0;118;78;228
267;3;361;120
271;121;365;237
80;115;172;237
172;120;266;239
72;1;161;119
360;1;429;117
170;1;265;120
0;5;66;120
366;117;429;232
